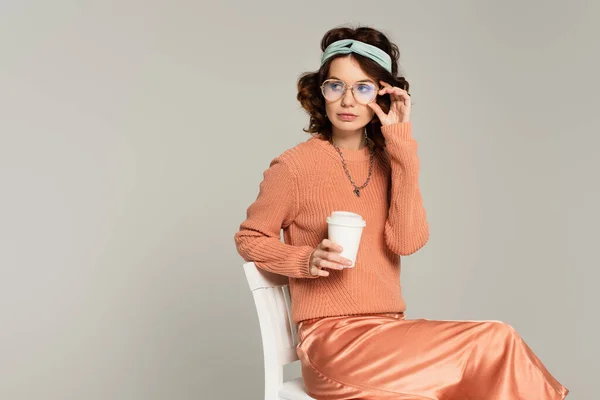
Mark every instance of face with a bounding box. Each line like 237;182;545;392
322;56;378;134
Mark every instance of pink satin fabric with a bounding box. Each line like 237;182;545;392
296;313;568;399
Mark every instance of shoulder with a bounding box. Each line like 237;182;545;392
271;134;327;177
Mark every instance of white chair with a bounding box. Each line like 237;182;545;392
243;262;315;400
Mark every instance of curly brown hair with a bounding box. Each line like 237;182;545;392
297;26;410;152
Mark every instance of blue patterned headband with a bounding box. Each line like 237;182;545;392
320;39;392;73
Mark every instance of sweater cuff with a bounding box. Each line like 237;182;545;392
295;245;319;279
381;122;413;143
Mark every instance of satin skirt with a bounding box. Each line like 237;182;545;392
296;313;569;400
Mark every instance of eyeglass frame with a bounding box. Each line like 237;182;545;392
319;78;381;104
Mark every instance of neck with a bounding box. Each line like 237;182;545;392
331;127;367;150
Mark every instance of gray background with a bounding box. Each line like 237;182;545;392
1;0;597;399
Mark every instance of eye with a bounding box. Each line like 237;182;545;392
330;82;344;91
356;84;374;93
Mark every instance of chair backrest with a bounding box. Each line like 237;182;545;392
243;262;299;400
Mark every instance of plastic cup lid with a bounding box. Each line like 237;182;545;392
326;211;366;227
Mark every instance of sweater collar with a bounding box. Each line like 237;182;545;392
310;134;372;162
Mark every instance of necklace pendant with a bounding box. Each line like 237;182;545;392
354;189;360;197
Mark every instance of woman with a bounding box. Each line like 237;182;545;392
234;26;568;399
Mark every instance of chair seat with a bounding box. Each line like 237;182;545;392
279;377;315;400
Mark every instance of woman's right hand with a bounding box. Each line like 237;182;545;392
309;239;353;277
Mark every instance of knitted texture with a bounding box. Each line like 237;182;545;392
234;122;429;323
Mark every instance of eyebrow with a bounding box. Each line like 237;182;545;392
329;76;376;84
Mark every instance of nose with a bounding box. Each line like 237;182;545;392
341;87;356;106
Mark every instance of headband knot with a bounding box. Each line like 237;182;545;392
321;39;392;73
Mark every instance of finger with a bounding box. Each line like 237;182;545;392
379;86;409;98
318;269;329;277
395;88;411;102
310;266;329;277
386;89;410;108
367;101;387;122
379;80;406;98
321;239;343;252
313;248;328;260
323;251;353;266
320;259;345;270
378;85;395;95
314;249;348;268
315;256;344;270
378;82;407;93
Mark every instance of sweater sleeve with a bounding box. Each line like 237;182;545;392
234;156;317;278
381;122;430;256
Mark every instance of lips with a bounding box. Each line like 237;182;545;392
338;113;358;121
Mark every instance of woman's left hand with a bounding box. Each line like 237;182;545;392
368;80;411;125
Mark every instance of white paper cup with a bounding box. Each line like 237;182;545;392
326;211;366;268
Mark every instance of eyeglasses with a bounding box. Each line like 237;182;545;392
320;79;379;104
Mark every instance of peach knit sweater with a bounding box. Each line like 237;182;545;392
234;122;429;323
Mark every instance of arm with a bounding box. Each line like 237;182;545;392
381;122;430;255
234;156;317;278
